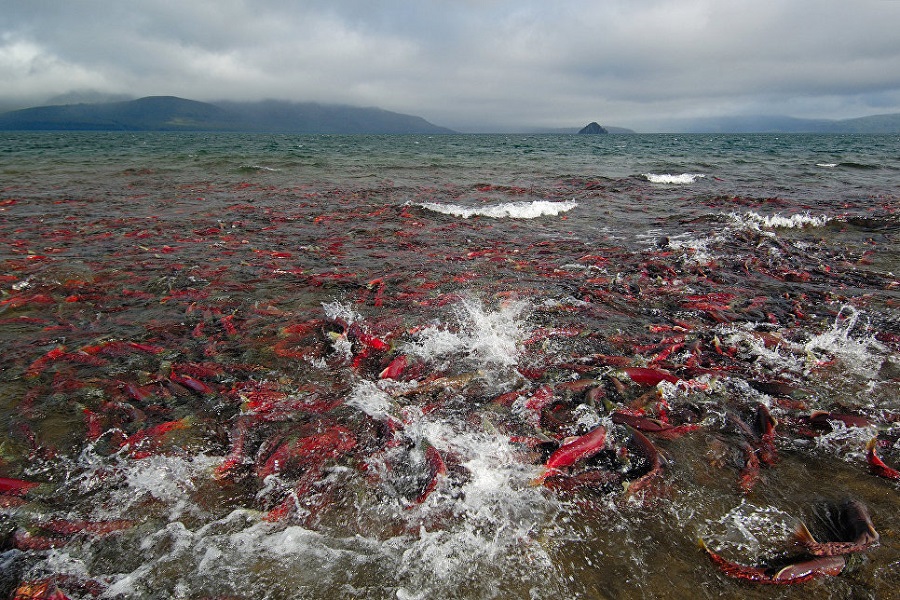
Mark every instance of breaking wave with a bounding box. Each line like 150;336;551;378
643;173;705;184
729;210;830;230
418;199;577;219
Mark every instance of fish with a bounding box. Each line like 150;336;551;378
0;477;40;496
793;500;879;556
865;438;900;480
10;579;71;600
408;444;447;506
755;403;778;466
379;354;408;380
169;373;214;395
618;367;680;386
699;539;846;584
120;418;191;459
611;411;700;439
532;425;607;485
624;427;663;494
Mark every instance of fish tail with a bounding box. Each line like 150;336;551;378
792;520;818;547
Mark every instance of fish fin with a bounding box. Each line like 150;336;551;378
529;469;550;487
865;437;878;453
792;520;818;547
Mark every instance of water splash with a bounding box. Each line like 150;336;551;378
804;305;886;377
402;297;529;370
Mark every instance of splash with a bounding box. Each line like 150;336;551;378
804;305;886;377
702;501;796;557
402;297;529;370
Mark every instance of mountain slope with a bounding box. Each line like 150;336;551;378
671;113;900;134
0;96;455;134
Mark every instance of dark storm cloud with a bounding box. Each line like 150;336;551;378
2;1;900;130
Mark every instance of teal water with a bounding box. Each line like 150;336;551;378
0;132;898;598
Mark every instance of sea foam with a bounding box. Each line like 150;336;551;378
643;173;705;184
730;210;830;230
418;199;577;219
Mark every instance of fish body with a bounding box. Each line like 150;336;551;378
866;438;900;480
619;367;679;386
625;428;663;494
700;540;846;584
0;477;39;496
531;425;607;486
794;500;879;556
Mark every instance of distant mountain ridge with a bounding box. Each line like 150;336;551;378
0;96;456;134
665;113;900;134
2;95;899;133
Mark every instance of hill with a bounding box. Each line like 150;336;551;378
0;96;456;134
669;113;900;134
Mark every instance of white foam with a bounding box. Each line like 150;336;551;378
730;210;830;230
418;199;577;219
702;500;796;557
402;298;528;369
321;300;361;324
643;173;705;184
662;233;716;266
804;305;886;376
812;420;877;462
347;380;395;420
389;416;559;590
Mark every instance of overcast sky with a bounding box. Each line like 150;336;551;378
3;0;900;131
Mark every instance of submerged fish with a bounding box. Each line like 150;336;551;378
793;499;879;556
532;425;607;485
699;539;846;584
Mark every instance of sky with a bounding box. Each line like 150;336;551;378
2;0;900;132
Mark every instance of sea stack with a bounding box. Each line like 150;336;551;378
577;122;608;134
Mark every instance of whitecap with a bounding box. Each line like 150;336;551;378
730;210;830;230
418;199;577;219
643;173;705;184
816;163;838;168
240;164;278;172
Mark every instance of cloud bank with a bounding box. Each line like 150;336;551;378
3;1;900;131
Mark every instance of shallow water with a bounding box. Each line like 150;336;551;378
0;132;898;598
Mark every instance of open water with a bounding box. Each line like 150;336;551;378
0;132;898;599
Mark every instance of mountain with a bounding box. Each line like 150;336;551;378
214;100;455;134
668;113;900;134
520;125;635;134
0;96;455;134
577;122;609;134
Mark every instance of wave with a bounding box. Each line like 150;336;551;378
418;199;577;219
238;164;279;172
729;210;830;230
643;173;705;184
839;161;880;170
